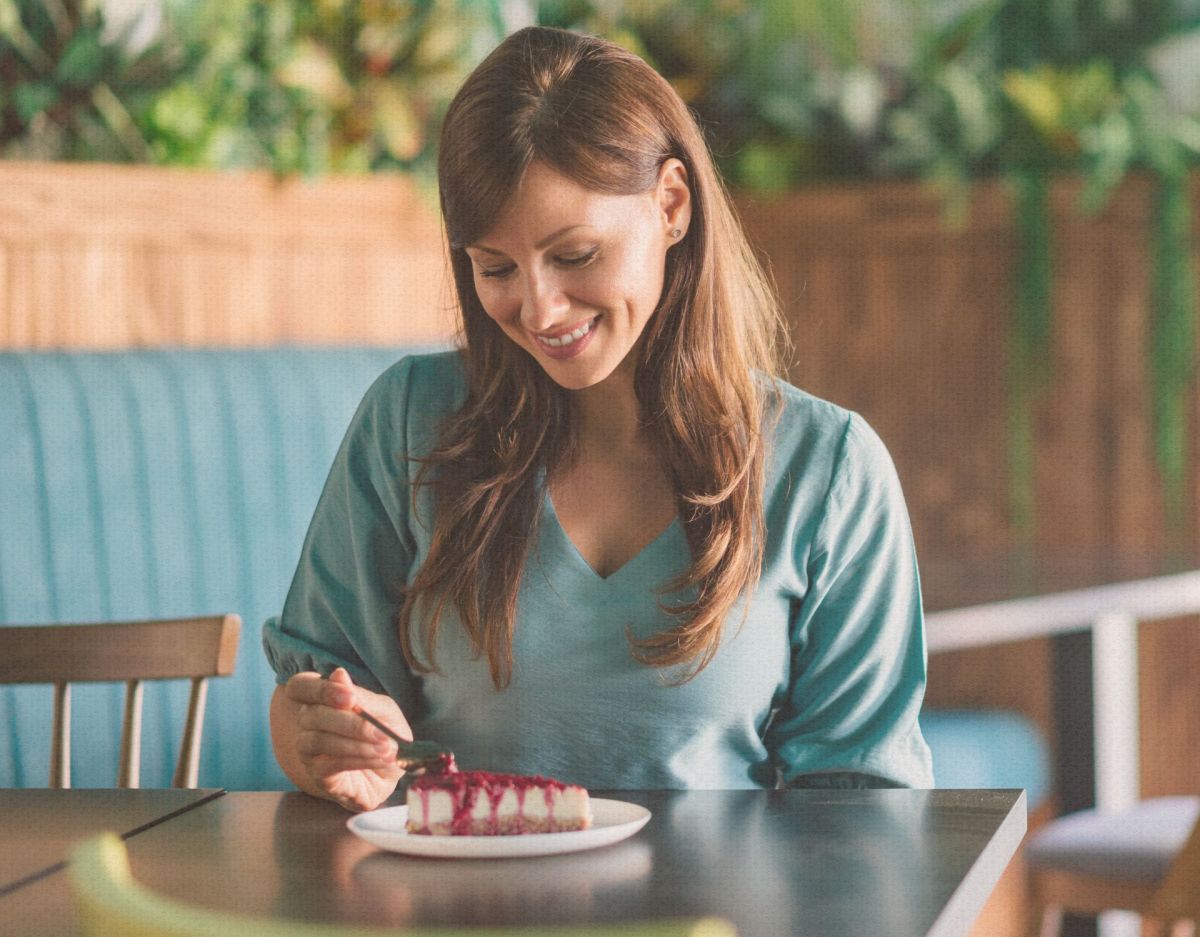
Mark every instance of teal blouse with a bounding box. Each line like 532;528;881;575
262;351;934;790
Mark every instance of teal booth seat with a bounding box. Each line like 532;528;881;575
920;708;1051;806
0;347;418;789
0;346;1050;797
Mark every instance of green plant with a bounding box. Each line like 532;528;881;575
0;0;189;161
1;0;509;180
267;0;509;180
885;0;1200;542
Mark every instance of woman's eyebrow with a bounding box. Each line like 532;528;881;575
469;224;591;255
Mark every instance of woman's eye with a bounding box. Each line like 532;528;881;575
479;265;515;279
559;249;598;268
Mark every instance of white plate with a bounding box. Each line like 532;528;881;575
347;797;651;859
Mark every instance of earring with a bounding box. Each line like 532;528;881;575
670;227;682;238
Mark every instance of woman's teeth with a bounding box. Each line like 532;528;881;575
538;318;595;347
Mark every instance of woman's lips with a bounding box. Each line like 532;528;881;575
533;315;600;360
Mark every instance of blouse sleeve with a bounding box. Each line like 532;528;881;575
766;413;934;789
261;356;423;716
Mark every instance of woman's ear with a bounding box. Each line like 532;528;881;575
657;157;692;241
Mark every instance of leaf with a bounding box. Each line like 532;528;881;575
1003;68;1063;136
276;38;353;108
758;91;811;136
1172;115;1200;155
940;63;999;155
57;30;108;85
915;0;1003;74
0;0;55;71
764;0;861;69
90;82;153;160
0;0;20;34
371;78;423;161
735;140;800;193
14;82;58;122
1078;111;1134;214
837;67;884;137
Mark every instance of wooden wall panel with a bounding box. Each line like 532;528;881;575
0;161;456;349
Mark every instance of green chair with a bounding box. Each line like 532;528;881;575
69;833;737;937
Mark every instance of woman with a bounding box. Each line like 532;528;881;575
264;26;933;812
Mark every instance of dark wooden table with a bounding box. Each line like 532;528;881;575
1;787;1026;937
0;787;223;897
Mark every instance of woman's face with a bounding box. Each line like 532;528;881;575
464;159;690;391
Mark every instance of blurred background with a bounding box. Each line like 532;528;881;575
2;2;1199;935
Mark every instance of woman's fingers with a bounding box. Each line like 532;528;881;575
284;668;358;709
283;671;327;705
283;669;411;788
312;756;398;778
297;698;387;742
295;727;392;762
326;667;356;709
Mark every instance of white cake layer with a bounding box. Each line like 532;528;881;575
407;784;589;830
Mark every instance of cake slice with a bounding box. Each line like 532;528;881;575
406;760;591;835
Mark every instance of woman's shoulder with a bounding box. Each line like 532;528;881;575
373;347;465;392
365;347;467;411
762;374;896;483
347;348;468;454
765;374;858;441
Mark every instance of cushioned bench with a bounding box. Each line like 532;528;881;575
0;347;1049;799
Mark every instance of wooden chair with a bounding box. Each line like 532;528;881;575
69;833;736;937
0;616;240;788
1028;796;1200;937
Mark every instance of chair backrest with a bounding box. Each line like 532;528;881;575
0;616;239;788
69;833;738;937
1153;811;1200;923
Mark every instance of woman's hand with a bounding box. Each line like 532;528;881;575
269;667;410;812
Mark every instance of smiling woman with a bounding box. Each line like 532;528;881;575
262;26;934;813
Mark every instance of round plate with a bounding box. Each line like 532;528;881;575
346;798;651;859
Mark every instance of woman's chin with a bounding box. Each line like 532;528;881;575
532;353;622;392
540;363;609;391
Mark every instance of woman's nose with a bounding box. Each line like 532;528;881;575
519;270;570;330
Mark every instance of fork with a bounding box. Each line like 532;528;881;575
353;706;452;773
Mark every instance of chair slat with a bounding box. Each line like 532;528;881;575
0;616;240;684
50;682;70;789
1154;820;1200;922
118;679;144;789
174;677;208;789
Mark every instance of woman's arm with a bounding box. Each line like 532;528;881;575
263;357;431;807
768;413;934;789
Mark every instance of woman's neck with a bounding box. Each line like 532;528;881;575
571;359;648;454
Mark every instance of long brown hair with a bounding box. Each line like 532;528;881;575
398;26;787;689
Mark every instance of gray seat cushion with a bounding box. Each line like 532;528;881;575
1025;796;1200;883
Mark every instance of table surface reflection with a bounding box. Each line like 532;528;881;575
0;787;222;895
2;787;1026;937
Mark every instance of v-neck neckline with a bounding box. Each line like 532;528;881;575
540;482;681;583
